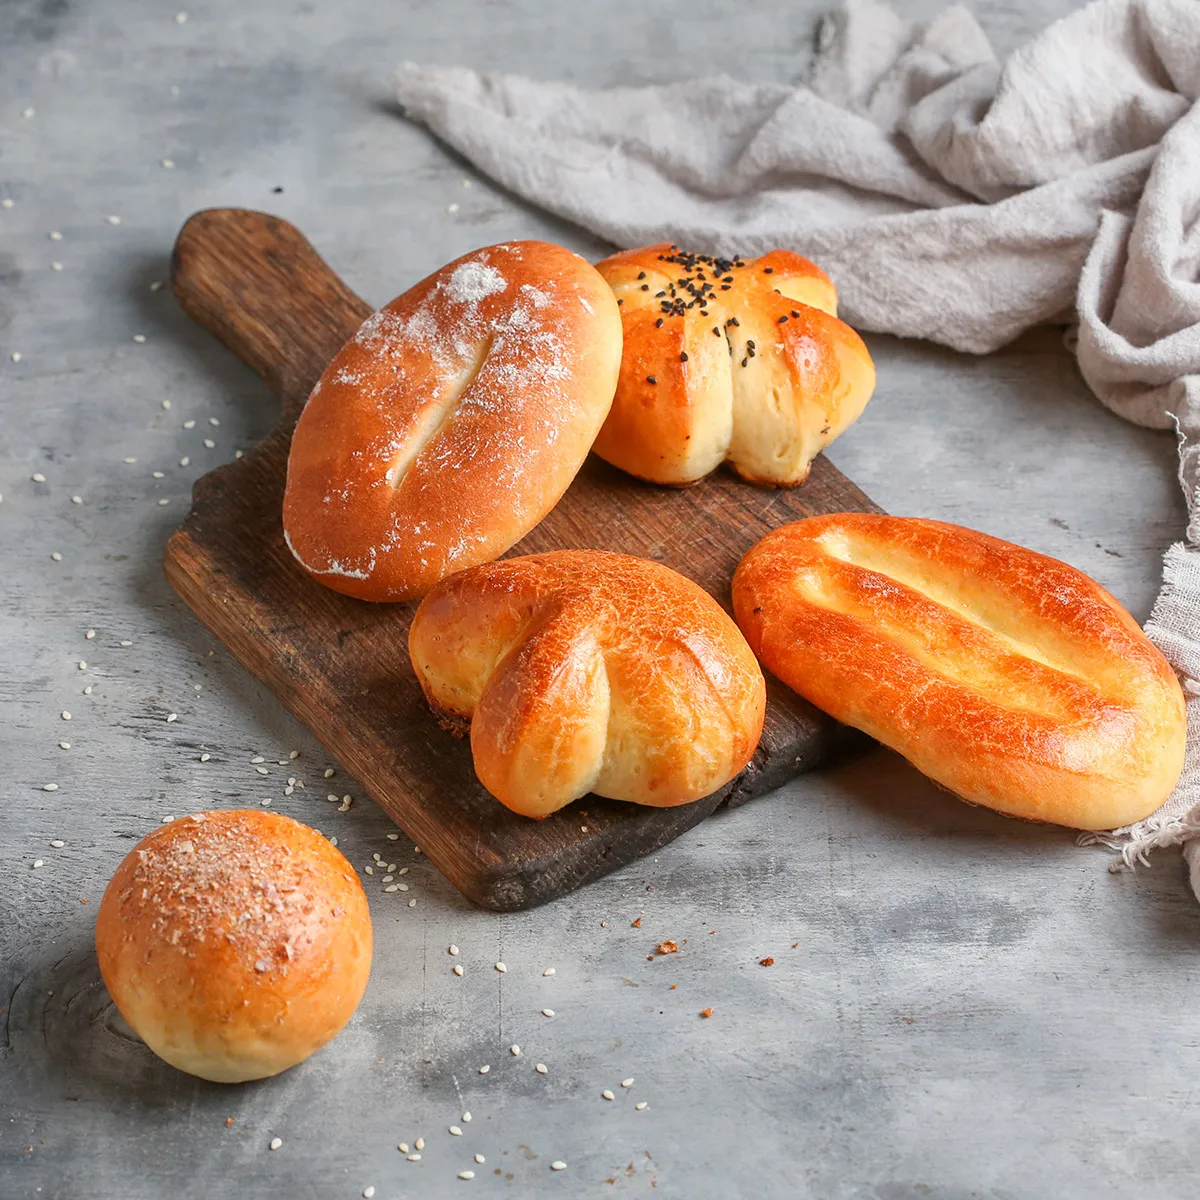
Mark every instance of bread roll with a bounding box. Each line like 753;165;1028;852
409;550;766;818
283;241;622;601
95;810;372;1083
593;244;875;487
733;514;1186;830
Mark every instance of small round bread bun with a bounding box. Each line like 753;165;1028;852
95;810;372;1083
283;240;622;601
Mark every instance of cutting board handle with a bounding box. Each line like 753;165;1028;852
170;208;373;422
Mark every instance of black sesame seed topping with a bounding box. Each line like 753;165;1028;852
680;352;688;362
778;315;788;323
741;357;748;367
656;317;664;327
641;284;649;291
763;267;774;274
646;375;657;385
637;271;647;280
791;310;800;318
712;327;720;336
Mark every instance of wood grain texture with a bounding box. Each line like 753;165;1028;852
164;208;880;910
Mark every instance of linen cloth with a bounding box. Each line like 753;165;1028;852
393;0;1200;874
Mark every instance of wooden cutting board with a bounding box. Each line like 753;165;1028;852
164;208;881;911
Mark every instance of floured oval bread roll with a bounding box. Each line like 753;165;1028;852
283;241;622;601
409;550;766;818
593;244;875;487
95;810;372;1083
733;514;1186;831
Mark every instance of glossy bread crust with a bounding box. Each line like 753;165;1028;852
409;550;767;818
733;514;1186;831
594;244;875;487
95;810;373;1083
283;240;622;600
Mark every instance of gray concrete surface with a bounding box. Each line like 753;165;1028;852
2;1;1196;1198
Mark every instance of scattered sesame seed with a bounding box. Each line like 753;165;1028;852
452;964;463;976
601;1089;615;1101
31;471;44;481
384;884;398;893
183;419;196;429
106;215;121;226
635;1101;648;1111
365;866;374;876
61;711;71;721
543;967;555;976
119;640;132;646
12;352;23;363
153;284;166;295
161;159;175;169
32;860;44;869
406;1153;421;1162
269;1138;282;1151
324;767;334;777
462;1112;471;1123
479;1065;490;1074
474;1154;485;1164
83;685;93;695
43;783;58;792
251;756;264;763
458;1171;474;1181
397;1143;409;1154
447;203;459;214
50;840;65;848
200;753;210;761
551;1161;567;1171
363;1189;375;1199
541;1009;555;1018
71;494;82;503
535;1063;548;1074
157;498;170;506
85;630;95;639
152;471;164;479
448;944;460;956
509;1045;520;1056
59;742;70;750
408;898;416;907
494;962;507;973
132;334;146;344
449;1125;463;1136
255;766;268;775
179;456;190;467
175;10;188;22
51;262;63;272
415;1138;425;1151
329;836;338;846
203;438;215;449
51;551;62;561
234;449;244;458
288;748;298;758
166;713;177;723
621;1078;634;1088
0;199;12;209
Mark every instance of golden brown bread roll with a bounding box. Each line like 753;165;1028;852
732;514;1186;831
95;810;372;1083
593;244;875;487
283;241;622;601
409;550;766;818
